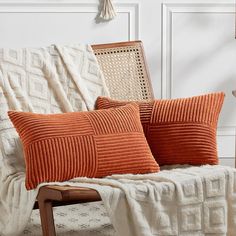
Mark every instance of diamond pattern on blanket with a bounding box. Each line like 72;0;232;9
68;92;84;111
26;49;44;75
0;44;110;235
0;44;109;173
8;71;26;91
29;75;48;100
3;48;23;65
2;65;27;88
1;131;18;156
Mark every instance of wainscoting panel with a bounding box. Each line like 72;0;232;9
0;1;140;47
162;2;236;167
217;127;235;166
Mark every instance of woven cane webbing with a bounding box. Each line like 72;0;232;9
92;41;154;101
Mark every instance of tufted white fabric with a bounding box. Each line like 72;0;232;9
19;164;236;236
66;165;236;236
0;44;109;236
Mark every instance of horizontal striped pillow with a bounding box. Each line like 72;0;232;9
8;103;159;190
96;92;225;166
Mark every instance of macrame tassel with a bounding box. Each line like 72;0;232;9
99;0;116;21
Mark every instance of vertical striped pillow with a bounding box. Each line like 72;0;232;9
96;92;225;166
8;103;159;190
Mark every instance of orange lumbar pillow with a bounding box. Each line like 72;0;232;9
96;92;225;166
8;103;159;190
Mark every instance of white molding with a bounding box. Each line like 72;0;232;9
161;3;235;99
0;0;140;40
217;127;236;136
116;3;140;40
162;3;236;139
217;127;235;166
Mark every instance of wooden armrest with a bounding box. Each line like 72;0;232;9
35;185;101;209
35;185;101;235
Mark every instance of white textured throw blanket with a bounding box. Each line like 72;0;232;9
0;44;109;235
25;164;236;236
67;165;236;236
0;44;236;236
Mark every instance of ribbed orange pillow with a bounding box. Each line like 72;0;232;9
8;104;159;190
96;92;225;166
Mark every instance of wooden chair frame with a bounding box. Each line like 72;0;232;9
34;41;154;236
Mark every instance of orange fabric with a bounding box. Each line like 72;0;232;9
96;92;225;166
8;104;159;190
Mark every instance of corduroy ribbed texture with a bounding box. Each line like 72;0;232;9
96;92;225;166
8;104;159;190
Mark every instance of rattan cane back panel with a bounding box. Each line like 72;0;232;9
92;41;154;101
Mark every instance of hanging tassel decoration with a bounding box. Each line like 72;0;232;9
99;0;116;21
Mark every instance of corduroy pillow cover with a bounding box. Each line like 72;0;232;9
8;104;159;190
96;92;225;166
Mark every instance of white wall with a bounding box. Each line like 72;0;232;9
0;0;235;167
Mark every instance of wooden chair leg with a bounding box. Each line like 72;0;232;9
38;200;56;236
36;185;101;235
